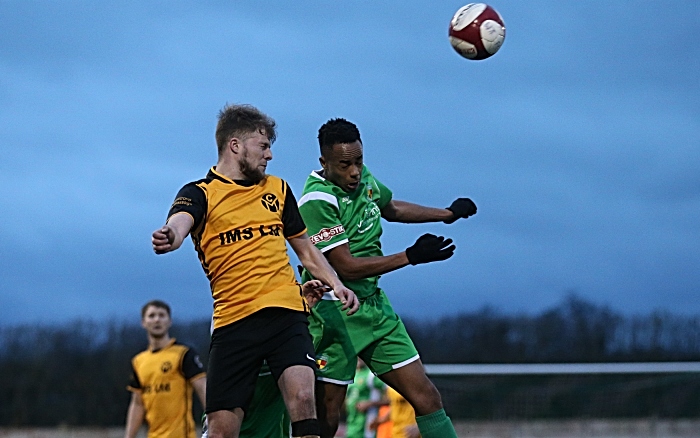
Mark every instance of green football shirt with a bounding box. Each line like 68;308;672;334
299;165;392;299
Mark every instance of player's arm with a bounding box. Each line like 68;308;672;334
152;182;206;254
381;198;477;224
297;188;410;280
152;213;194;254
288;235;359;315
182;347;206;409
284;181;358;314
325;243;409;280
191;375;206;409
325;232;455;280
381;199;453;223
124;391;145;438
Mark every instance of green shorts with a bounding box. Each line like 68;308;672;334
240;366;290;438
309;289;419;384
204;365;290;438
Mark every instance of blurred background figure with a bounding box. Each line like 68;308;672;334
371;387;420;438
344;358;387;438
373;404;392;438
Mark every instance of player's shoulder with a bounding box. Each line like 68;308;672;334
299;180;340;209
262;174;289;193
301;171;334;194
175;168;236;206
132;348;148;359
176;174;211;196
131;348;151;364
170;340;194;352
361;164;379;181
264;173;284;183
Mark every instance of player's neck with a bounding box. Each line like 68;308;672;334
215;159;246;181
148;333;171;351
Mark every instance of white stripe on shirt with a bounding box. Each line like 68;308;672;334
298;191;339;208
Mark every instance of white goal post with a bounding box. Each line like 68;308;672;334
424;362;700;375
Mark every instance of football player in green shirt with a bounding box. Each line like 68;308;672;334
299;118;477;438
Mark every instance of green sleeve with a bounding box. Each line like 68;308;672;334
298;193;349;253
373;176;393;210
363;165;393;209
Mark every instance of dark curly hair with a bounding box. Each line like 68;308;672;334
216;104;277;155
317;118;361;156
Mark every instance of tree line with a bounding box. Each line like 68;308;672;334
406;295;700;363
405;295;700;419
0;295;698;426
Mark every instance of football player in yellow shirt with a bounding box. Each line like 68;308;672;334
152;104;359;438
124;300;206;438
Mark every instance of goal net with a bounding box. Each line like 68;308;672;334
425;362;700;420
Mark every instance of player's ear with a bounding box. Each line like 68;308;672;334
319;155;326;169
229;137;240;154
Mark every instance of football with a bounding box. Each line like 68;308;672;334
449;3;506;60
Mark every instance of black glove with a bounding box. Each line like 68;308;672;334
405;233;455;265
444;198;477;224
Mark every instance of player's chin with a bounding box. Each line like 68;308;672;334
150;330;168;338
246;169;266;183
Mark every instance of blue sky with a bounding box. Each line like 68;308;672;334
1;1;698;326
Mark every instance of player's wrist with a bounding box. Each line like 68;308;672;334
329;278;345;292
443;207;457;222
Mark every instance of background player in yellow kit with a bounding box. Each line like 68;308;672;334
124;300;206;438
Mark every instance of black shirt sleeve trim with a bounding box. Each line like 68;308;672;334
282;182;306;238
167;182;207;232
181;346;206;380
128;363;141;389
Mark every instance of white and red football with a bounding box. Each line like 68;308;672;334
449;3;506;60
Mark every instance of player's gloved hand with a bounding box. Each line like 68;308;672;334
444;198;477;224
405;233;455;265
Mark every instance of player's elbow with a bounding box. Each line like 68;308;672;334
335;265;365;281
380;209;399;222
